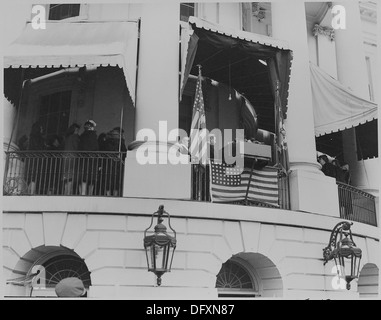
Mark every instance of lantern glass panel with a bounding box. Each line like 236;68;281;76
145;245;155;270
333;257;341;276
352;256;360;279
339;254;360;283
147;243;169;272
338;256;346;278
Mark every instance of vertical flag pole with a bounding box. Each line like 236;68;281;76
275;80;290;208
197;65;202;201
190;64;207;201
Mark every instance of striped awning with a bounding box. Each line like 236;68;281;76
188;16;290;50
4;20;139;105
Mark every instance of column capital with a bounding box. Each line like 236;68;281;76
312;24;335;41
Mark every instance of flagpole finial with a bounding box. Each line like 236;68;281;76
197;64;202;76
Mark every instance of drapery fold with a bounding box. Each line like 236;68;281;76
310;62;378;137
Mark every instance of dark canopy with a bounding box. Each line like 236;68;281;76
181;17;293;133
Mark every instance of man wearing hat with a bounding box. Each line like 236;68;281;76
102;127;127;196
55;277;87;298
317;154;337;179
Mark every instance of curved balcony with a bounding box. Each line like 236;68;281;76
3;150;126;196
337;181;378;226
3;150;378;227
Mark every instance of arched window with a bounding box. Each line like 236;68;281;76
7;246;92;297
216;259;259;298
40;254;91;289
28;251;91;297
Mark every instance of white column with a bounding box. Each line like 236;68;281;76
272;0;339;216
333;1;371;189
334;1;369;98
272;0;318;167
124;3;192;199
135;2;179;137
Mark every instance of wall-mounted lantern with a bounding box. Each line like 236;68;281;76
323;221;362;290
143;205;177;286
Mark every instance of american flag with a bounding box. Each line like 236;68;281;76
209;160;279;207
189;67;207;164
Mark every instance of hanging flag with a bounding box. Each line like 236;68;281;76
240;97;258;139
189;65;207;164
274;80;289;176
209;160;279;206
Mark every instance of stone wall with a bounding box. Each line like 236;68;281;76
3;200;379;299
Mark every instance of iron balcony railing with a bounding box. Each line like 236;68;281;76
3;151;126;197
337;182;377;227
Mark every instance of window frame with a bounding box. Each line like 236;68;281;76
38;89;73;143
27;249;91;298
21;72;82;144
180;2;199;22
45;3;89;22
216;257;262;298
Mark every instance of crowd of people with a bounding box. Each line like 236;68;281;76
317;154;351;184
24;120;127;196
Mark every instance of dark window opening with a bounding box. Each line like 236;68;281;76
49;4;81;20
180;3;195;22
356;119;378;160
38;90;71;143
316;131;344;164
42;254;91;288
316;120;378;163
179;94;194;137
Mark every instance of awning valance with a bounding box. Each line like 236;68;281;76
4;20;139;105
187;16;290;50
310;62;378;137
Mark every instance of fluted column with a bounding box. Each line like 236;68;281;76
272;0;339;215
135;2;179;137
272;0;318;169
124;3;192;199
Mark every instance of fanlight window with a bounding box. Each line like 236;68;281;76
216;260;259;298
41;254;91;288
